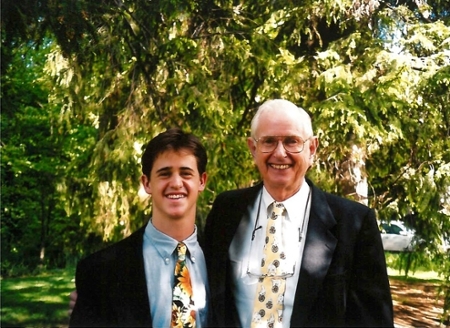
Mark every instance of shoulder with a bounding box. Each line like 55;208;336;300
213;183;262;205
324;191;371;214
309;180;370;212
308;180;375;230
77;225;146;270
204;184;262;239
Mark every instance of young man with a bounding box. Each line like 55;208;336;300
69;128;209;327
204;99;394;327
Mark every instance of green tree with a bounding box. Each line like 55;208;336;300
2;0;449;319
1;40;64;274
0;39;103;275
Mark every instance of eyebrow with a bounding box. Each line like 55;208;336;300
155;166;195;174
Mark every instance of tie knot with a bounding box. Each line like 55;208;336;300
271;202;285;218
176;242;187;260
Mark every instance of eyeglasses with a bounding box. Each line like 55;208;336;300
247;230;297;279
247;191;297;279
247;263;296;279
253;136;312;153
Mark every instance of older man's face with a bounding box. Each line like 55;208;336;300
247;108;318;201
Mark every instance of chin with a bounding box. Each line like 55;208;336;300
166;208;187;218
267;173;293;183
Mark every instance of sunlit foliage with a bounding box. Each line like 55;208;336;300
2;0;449;320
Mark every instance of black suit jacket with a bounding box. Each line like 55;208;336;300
70;225;152;327
203;180;394;327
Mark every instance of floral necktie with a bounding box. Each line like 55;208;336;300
171;242;196;328
251;202;287;328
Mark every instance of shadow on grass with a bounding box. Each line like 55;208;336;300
389;275;448;327
389;274;443;284
2;267;447;327
1;269;75;328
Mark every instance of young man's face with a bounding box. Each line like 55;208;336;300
141;149;207;221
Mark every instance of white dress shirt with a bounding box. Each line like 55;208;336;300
143;220;209;328
229;180;311;328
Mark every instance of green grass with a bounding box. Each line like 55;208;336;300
0;261;444;327
384;251;445;281
387;267;443;281
1;268;75;328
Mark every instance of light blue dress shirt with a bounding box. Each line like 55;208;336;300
229;180;311;328
143;220;209;328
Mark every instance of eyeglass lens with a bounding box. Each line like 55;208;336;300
257;136;306;153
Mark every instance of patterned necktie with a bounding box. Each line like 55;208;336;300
251;202;287;328
171;242;196;328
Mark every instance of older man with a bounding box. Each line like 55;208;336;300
203;99;393;327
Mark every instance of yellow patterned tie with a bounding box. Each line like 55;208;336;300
251;202;287;328
171;242;196;328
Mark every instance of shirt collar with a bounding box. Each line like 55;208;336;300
262;180;311;223
144;220;199;263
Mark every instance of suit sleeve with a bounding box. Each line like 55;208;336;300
346;208;394;327
69;256;108;327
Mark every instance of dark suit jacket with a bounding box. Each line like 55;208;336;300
203;180;394;327
70;225;152;327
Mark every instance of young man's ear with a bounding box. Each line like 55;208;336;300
198;172;208;192
141;175;152;195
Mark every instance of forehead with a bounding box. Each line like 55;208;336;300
152;149;198;171
256;107;306;136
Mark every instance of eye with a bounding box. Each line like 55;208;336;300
181;170;194;177
284;136;300;145
262;136;277;146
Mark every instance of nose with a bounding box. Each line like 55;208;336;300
272;140;287;157
170;174;183;189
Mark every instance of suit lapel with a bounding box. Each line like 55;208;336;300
290;181;337;326
206;184;262;326
209;182;337;326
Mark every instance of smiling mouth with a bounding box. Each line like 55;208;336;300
166;194;186;199
270;164;291;170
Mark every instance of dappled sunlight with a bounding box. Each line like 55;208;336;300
1;270;74;327
1;268;448;327
390;277;447;327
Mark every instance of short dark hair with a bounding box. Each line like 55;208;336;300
141;128;207;178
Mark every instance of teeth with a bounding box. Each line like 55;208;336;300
167;194;185;199
271;164;290;169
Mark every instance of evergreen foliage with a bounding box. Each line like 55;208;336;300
2;0;449;321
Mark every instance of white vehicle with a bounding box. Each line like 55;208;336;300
380;220;415;252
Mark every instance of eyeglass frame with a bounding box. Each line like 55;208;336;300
246;190;300;280
253;135;314;153
246;187;311;280
246;264;296;279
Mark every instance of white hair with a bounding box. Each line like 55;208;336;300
250;99;313;138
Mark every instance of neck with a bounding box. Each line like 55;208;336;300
265;180;304;202
151;215;196;241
